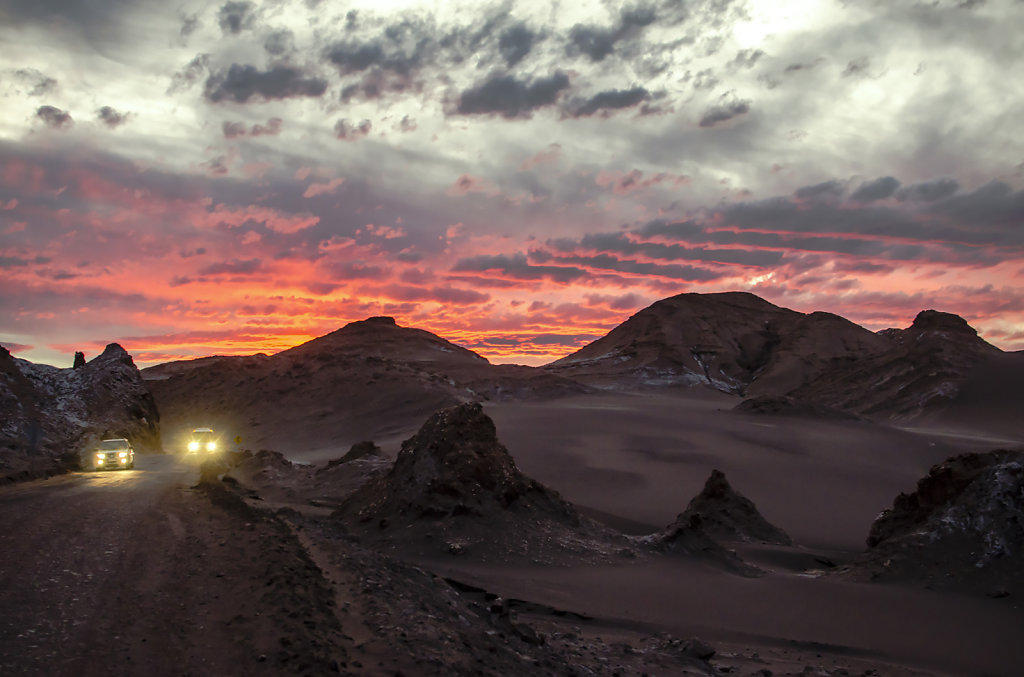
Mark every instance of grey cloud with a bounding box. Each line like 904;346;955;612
795;180;845;201
549;231;783;267
566;5;657;62
841;57;870;77
456;71;570;119
334;118;372;141
698;99;750;127
451;252;586;282
264;29;295;56
15;68;57;96
897;177;959;202
168;54;210;94
730;48;765;69
549;252;723;282
198;258;262;275
180;13;200;39
218;1;257;35
97;106;129;128
498;23;537;66
223;117;282;138
204;64;327;103
567;86;650;118
850;176;900;202
36;105;73;129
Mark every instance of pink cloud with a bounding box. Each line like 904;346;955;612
303;177;345;198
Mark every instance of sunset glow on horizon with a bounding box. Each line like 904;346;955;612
2;0;1023;369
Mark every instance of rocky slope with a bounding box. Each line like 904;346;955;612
546;292;1005;421
0;344;160;481
332;402;631;562
144;317;588;456
851;449;1024;595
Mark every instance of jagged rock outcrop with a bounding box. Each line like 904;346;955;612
673;469;792;546
0;344;161;481
853;449;1024;595
334;402;628;562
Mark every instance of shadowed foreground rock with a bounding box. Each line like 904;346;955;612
678;469;793;546
854;449;1024;596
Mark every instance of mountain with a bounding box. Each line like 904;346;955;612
0;343;161;481
546;292;889;394
546;292;1006;422
144;317;587;456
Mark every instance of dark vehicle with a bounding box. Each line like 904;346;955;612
186;428;219;456
90;438;135;470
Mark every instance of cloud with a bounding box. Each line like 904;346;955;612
567;86;651;118
795;180;845;202
204;64;327;103
303;177;345;198
218;1;257;35
168;54;210;94
498;23;538;66
222;117;282;138
595;169;689;195
198;258;262;276
264;29;294;56
698;99;750;127
565;5;657;62
451;252;586;283
14;68;57;96
456;71;570;119
35;105;72;129
850;176;900;202
97;106;130;128
334;118;372;141
897;177;959;202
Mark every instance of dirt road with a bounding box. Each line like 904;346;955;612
0;455;346;676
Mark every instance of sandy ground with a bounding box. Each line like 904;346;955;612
3;391;1022;676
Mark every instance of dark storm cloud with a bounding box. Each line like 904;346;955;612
198;258;262;275
35;105;72;129
222;117;282;138
218;1;257;35
929;180;1024;230
264;29;295;56
497;23;537;66
451;253;586;283
168;54;210;94
456;72;570;119
334;119;372;141
897;177;959;202
567;86;651;118
565;5;657;62
204;64;327;103
96;106;129;128
698;99;750;127
850;176;900;203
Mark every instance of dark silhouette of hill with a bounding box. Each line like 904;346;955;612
144;317;588;455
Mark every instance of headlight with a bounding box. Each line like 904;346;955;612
118;451;128;458
96;458;104;465
188;441;199;452
206;442;216;452
96;452;105;459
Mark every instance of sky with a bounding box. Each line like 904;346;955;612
1;0;1023;368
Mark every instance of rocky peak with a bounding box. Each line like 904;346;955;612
908;310;978;337
388;402;529;510
672;469;792;545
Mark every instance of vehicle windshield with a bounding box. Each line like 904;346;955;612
192;430;214;440
99;439;129;450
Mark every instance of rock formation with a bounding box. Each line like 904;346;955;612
674;469;792;546
1;344;161;481
855;449;1024;595
334;402;627;562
